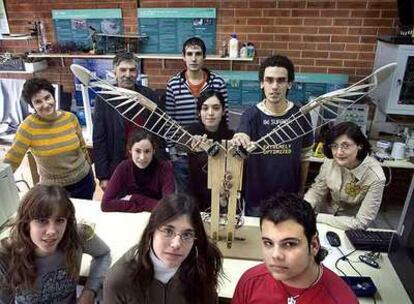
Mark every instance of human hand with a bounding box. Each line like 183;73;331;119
77;289;95;304
99;180;108;191
191;134;208;151
230;133;251;149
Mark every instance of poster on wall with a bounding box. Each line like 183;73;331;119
52;9;122;53
0;0;9;34
138;8;216;54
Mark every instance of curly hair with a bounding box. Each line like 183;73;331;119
21;78;55;107
0;185;80;292
130;193;223;304
258;54;295;83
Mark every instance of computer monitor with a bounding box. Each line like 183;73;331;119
389;175;414;301
397;0;414;35
0;163;20;229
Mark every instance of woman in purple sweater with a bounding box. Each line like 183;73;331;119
101;130;174;212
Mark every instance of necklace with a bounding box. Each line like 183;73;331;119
285;265;323;304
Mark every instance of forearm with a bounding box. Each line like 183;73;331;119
82;235;112;292
102;195;157;212
317;213;356;230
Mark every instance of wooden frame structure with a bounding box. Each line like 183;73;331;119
71;62;396;248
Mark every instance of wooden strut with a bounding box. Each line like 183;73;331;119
207;140;244;248
70;62;397;249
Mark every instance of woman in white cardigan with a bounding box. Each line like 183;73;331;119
305;122;386;230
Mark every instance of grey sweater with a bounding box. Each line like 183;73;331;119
0;227;111;304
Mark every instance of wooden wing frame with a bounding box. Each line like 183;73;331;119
70;64;218;154
233;62;397;157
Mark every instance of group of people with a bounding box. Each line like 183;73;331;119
0;36;387;303
0;185;359;303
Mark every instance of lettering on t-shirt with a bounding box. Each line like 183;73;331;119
263;144;292;155
15;268;76;304
262;118;289;126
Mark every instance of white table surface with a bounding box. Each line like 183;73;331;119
73;199;412;304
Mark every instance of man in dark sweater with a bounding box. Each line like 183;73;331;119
93;52;159;190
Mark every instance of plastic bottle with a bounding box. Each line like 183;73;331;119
240;43;248;58
228;33;238;58
140;74;148;87
247;42;256;58
219;40;228;57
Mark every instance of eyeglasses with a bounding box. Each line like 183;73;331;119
328;142;355;151
157;227;196;244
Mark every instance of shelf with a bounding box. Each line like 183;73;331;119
0;70;34;74
0;35;33;41
28;53;115;59
27;53;254;70
96;33;148;39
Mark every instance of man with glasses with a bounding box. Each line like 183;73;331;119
232;55;313;216
232;193;358;304
93;52;159;191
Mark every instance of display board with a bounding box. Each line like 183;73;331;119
215;70;348;107
138;8;216;54
52;9;122;53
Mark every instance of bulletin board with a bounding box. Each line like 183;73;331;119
215;70;349;108
52;9;122;53
138;8;216;54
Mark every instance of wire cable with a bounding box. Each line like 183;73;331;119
335;248;363;277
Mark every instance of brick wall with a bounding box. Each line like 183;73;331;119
1;0;398;92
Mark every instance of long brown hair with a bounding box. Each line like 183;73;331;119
130;193;223;304
0;185;80;292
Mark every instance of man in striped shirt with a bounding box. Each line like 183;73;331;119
165;37;228;191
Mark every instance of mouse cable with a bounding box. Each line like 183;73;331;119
335;248;362;277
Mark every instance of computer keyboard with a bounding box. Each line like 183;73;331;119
345;229;395;252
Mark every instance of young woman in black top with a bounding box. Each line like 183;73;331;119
187;90;234;211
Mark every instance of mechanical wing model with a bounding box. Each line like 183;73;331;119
71;62;396;249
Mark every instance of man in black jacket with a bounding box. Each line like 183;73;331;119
93;52;159;191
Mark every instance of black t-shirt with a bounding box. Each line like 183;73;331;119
187;123;234;211
237;103;313;210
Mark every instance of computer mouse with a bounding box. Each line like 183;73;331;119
326;231;341;247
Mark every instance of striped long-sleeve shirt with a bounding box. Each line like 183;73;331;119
165;69;228;154
165;69;228;126
4;111;91;186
